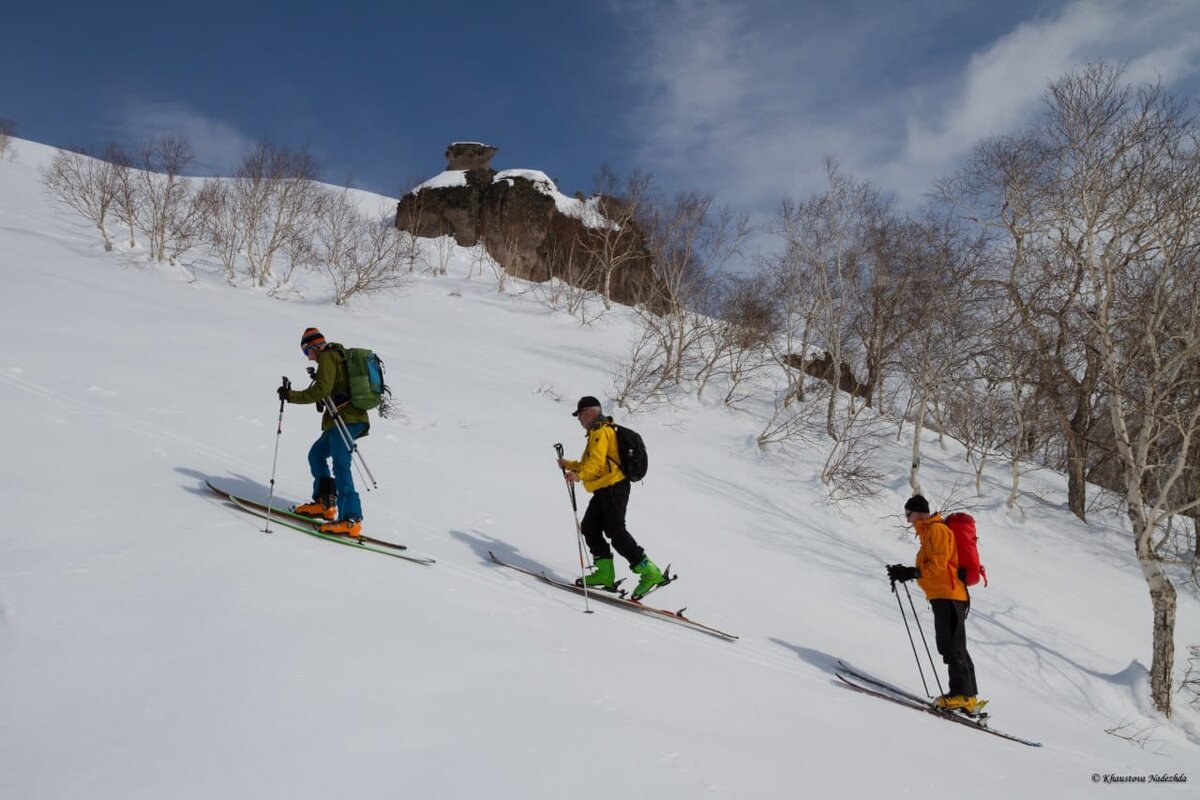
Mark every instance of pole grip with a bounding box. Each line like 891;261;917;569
554;443;578;512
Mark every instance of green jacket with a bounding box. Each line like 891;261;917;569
287;343;370;434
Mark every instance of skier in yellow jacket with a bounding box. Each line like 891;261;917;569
887;494;979;713
557;395;665;599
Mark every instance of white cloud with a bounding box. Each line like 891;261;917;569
111;98;256;176
890;0;1200;194
615;0;1200;220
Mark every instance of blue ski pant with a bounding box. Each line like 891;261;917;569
308;422;367;521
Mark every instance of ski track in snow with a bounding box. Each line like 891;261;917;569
0;369;256;472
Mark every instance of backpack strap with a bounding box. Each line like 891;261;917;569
597;421;623;473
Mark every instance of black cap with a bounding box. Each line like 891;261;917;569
904;495;930;514
572;396;601;416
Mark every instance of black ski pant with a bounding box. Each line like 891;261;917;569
930;598;977;698
580;480;646;567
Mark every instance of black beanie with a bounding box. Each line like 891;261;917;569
904;495;930;514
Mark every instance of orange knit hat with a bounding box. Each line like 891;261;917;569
301;327;326;354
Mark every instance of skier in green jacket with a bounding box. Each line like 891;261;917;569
279;327;369;537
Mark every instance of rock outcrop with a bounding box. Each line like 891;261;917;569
396;143;666;310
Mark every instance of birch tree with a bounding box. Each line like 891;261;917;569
582;166;654;310
232;142;323;286
106;144;139;249
955;62;1200;716
613;190;749;408
894;213;984;494
133;134;195;264
308;188;412;305
775;159;890;439
0;117;16;160
1045;65;1200;716
949;127;1104;521
42;146;120;251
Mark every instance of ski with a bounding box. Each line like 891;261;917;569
206;480;408;551
837;659;994;720
218;493;435;565
835;672;1042;747
836;660;942;706
488;551;737;641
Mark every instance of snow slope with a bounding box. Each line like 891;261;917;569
1;138;1198;799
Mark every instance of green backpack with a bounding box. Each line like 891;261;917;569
339;347;390;414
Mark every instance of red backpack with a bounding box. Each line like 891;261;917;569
945;512;988;587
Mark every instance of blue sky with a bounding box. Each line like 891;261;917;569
4;0;1200;218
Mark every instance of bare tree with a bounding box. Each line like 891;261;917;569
1058;68;1200;717
947;126;1104;521
538;232;603;322
0;117;15;160
974;302;1047;513
954;62;1200;717
197;180;242;281
941;370;1013;496
581;166;654;310
616;190;750;409
774;159;893;439
105;144;139;249
895;215;983;493
133;134;196;264
232;142;323;286
852;216;924;409
429;234;454;276
395;174;430;274
42;146;120;251
163;182;211;266
612;324;679;411
308;188;411;305
694;272;777;406
761;214;821;409
820;402;888;503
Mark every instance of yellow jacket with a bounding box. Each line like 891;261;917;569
562;419;626;492
914;514;968;602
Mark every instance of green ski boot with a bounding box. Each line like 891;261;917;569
631;557;665;600
579;558;617;590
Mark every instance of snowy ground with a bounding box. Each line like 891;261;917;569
2;138;1198;799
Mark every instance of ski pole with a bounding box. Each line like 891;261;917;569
903;582;945;698
305;367;378;490
556;442;592;614
892;576;931;697
264;377;290;534
323;395;378;490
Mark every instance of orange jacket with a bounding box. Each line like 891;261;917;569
562;419;626;493
914;514;968;602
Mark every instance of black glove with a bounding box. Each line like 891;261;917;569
277;378;290;403
887;564;919;583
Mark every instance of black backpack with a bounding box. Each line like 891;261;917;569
610;424;648;482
